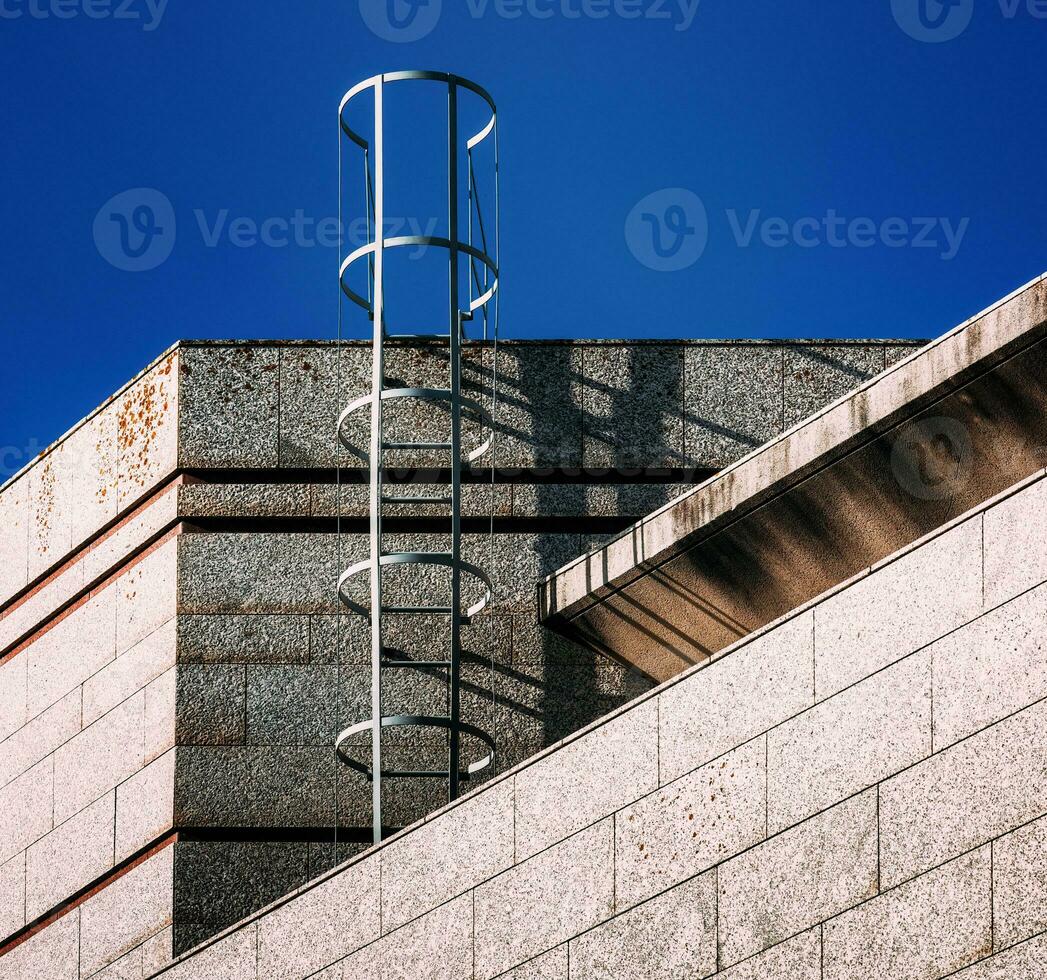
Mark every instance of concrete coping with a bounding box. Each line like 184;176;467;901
538;271;1047;630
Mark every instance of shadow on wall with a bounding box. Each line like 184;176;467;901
512;346;660;746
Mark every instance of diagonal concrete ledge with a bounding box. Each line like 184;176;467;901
539;272;1047;682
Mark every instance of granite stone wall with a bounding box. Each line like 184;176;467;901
0;338;920;969
138;454;1047;980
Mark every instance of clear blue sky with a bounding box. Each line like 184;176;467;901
2;0;1045;475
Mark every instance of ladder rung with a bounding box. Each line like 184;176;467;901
382;441;452;451
381;659;452;669
381;495;452;505
381;605;453;615
381;770;449;779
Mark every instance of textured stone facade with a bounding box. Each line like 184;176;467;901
117;457;1047;980
0;337;917;972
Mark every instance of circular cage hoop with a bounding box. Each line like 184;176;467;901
336;714;496;781
338;236;498;316
339;71;497;152
336;387;495;464
337;551;494;620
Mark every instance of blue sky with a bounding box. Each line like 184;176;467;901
2;0;1045;474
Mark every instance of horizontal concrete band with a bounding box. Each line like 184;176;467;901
137;455;1047;980
540;272;1047;681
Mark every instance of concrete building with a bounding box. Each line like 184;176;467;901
1;273;1045;978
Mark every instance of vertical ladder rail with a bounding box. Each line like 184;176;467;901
335;71;501;844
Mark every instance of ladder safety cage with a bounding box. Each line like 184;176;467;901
334;71;501;844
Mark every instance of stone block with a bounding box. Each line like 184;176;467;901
718;790;879;967
381;891;474;980
245;665;341;746
117;541;177;652
177;533;336;616
0;852;25;940
716;928;821;980
993;816;1047;951
142;925;174;976
783;345;883;428
0;475;29;607
0;688;80;790
27;440;74;581
0;655;27;745
84;619;177;728
116;749;176;862
79;845;174;977
932;581;1047;751
658;611;814;784
382;775;514;934
92;947;144;980
117;353;178;509
255;855;380;980
173;840;311;952
0;907;79;980
474;819;615;980
683;345;783;468
178;483;312;519
582;483;685;519
568;870;716;980
177;614;309;666
581;345;685;469
177;664;246;745
503;947;567;980
983;476;1047;610
879;699;1047;889
885;345;919;367
174;745;336;829
53;691;144;825
25;792;115;921
0;757;52;866
160;924;257;980
615;736;766;911
66;404;119;550
951;933;1047;978
144;666;177;764
768;650;931;833
515;697;658;861
813;517;982;700
178;346;279;468
278;346;370;468
823;847;991;980
26;586;116;720
478;344;584;468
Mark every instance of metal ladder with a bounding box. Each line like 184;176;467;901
334;71;500;844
